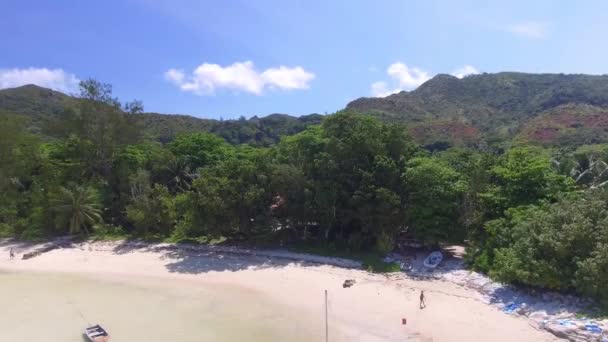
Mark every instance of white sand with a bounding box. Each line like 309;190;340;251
0;241;558;341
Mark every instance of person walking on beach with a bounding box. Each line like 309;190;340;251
9;248;15;260
419;290;426;309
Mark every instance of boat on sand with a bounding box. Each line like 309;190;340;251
423;251;443;269
85;324;110;342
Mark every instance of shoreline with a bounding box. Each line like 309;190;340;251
0;239;579;341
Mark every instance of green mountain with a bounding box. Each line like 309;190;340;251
347;72;608;147
0;84;323;146
0;84;77;133
4;72;608;148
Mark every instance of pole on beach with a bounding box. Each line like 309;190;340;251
325;289;328;342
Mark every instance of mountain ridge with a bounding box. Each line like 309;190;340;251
4;71;608;147
347;72;608;146
0;84;323;145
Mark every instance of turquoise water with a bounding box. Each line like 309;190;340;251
0;272;323;342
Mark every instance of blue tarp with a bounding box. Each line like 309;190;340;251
503;303;518;314
557;319;575;326
585;323;602;334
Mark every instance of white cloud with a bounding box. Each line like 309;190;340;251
261;66;314;90
164;68;185;85
0;67;80;93
506;22;549;39
387;63;431;90
371;81;399;97
451;65;480;79
165;61;315;95
370;62;480;96
370;62;431;97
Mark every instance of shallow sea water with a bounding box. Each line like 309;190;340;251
0;271;323;342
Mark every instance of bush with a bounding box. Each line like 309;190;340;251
126;183;176;236
0;223;14;238
375;231;394;254
90;223;128;240
480;190;608;306
362;257;401;273
19;226;46;241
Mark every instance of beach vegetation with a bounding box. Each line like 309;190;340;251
3;79;608;305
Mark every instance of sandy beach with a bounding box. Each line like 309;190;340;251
0;240;558;341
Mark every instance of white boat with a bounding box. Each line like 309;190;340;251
423;251;443;268
85;324;110;342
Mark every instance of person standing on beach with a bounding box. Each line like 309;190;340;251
419;290;426;309
9;248;15;260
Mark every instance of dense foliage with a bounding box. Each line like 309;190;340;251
486;191;608;306
3;79;608;306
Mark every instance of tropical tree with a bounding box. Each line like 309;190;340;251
163;155;198;193
0;113;40;231
51;185;102;234
272;111;416;250
48;79;143;178
168;132;234;170
179;147;273;239
481;147;573;217
404;156;467;244
483;190;608;306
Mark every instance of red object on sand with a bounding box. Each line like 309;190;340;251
402;318;407;325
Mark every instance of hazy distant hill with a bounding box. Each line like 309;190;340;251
0;84;323;146
347;72;608;147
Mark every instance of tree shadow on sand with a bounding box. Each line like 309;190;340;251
108;239;313;274
110;240;153;255
161;249;302;274
0;239;34;251
0;237;75;260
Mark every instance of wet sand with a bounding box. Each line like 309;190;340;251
0;240;558;341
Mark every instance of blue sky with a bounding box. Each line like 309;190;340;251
1;0;608;119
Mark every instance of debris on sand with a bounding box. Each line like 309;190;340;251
343;279;356;288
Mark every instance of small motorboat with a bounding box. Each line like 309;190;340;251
85;324;110;342
423;251;443;269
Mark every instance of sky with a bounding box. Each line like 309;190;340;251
1;0;608;119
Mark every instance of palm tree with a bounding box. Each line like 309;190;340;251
164;156;198;193
51;185;102;235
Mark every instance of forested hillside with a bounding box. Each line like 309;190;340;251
3;78;608;307
6;72;608;148
347;72;608;147
0;84;322;146
0;84;77;133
